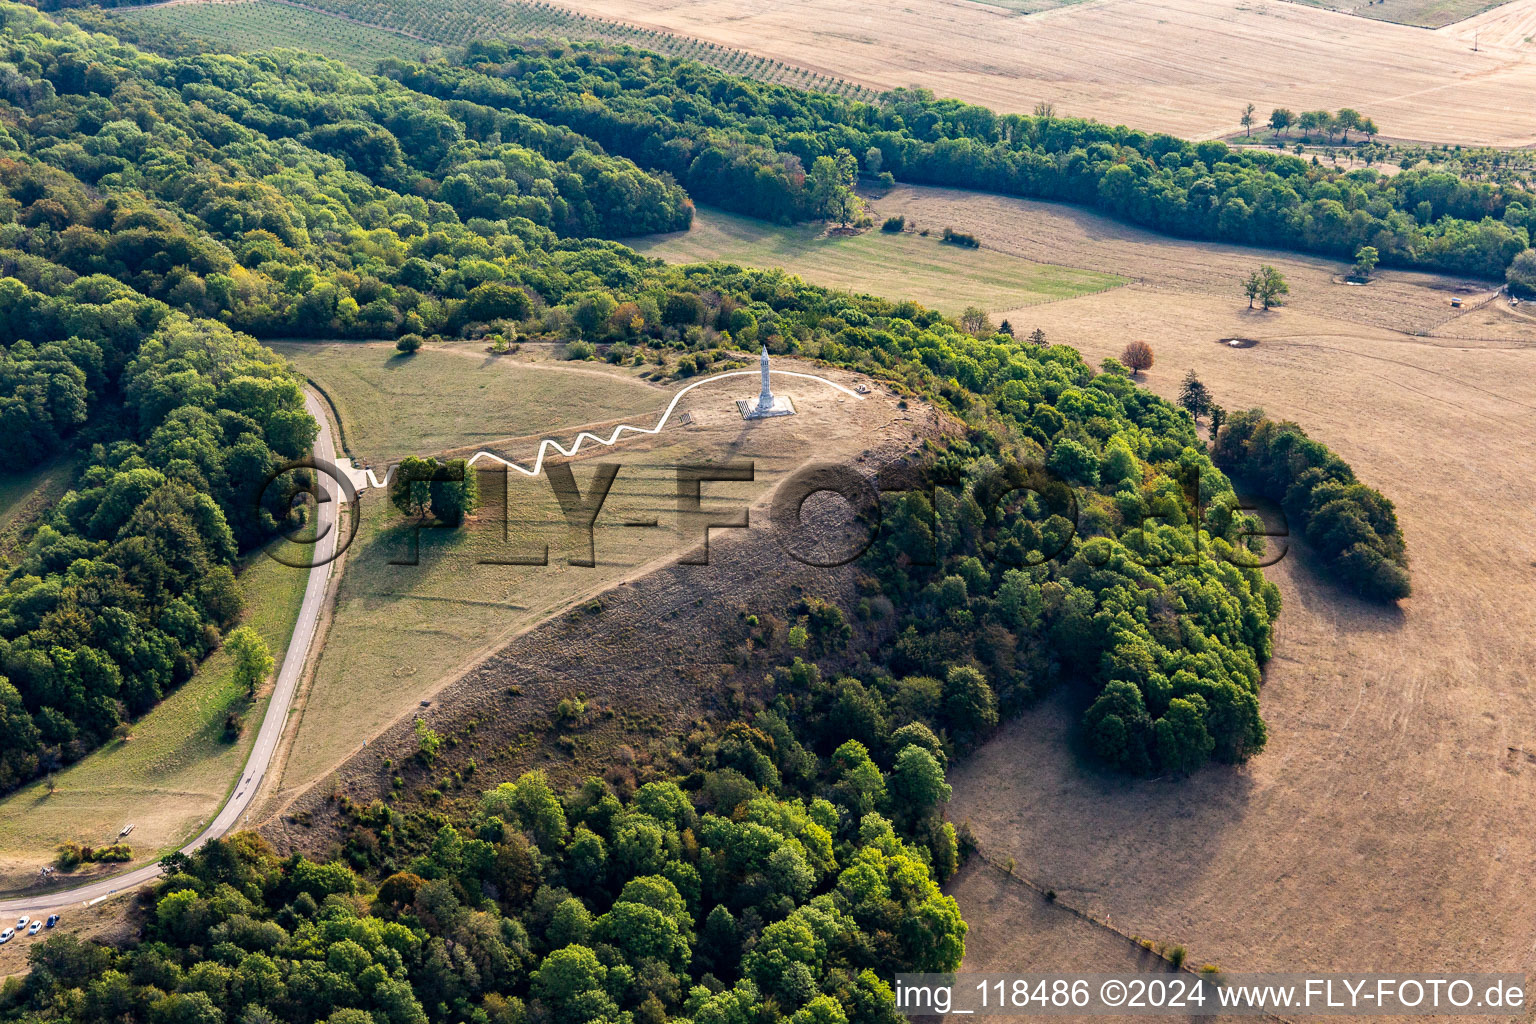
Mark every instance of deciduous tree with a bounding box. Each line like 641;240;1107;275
225;626;274;697
1121;339;1154;375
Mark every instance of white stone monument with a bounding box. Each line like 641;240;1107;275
737;345;795;419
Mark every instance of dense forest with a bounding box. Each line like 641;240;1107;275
386;42;1533;280
0;3;700;790
0;9;1418;1022
0;0;1414;794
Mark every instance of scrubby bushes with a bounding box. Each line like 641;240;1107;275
940;226;980;248
54;841;132;869
1214;410;1410;601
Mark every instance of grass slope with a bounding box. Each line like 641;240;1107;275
268;359;908;803
271;342;665;463
0;459;75;570
627;206;1125;316
0;530;314;894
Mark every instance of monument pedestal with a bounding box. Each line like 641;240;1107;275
737;395;796;419
738;344;796;419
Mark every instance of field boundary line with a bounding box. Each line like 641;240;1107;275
964;842;1298;1024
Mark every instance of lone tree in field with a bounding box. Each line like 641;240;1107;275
1268;107;1295;137
1240;103;1256;137
1178;370;1212;420
226;626;274;697
1258;265;1289;309
1028;327;1047;346
998;319;1014;335
1353;245;1380;280
1245;266;1289;309
1121;340;1154;376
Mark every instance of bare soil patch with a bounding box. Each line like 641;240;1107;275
0;896;137;980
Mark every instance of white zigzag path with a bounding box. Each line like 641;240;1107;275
0;368;861;914
359;368;863;488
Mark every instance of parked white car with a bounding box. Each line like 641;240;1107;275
0;928;13;944
27;920;42;936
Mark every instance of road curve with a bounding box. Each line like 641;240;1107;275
0;391;341;917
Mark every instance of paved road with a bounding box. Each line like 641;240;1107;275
0;392;341;917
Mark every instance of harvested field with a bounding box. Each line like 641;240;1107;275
261;356;930;811
626;206;1126;315
556;0;1536;145
869;184;1503;338
1441;0;1536;45
920;184;1536;983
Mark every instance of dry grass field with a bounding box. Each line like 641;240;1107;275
0;531;313;896
557;0;1536;145
264;375;946;857
272;342;664;463
853;184;1536;984
868;184;1503;337
626;206;1126;315
260;353;921;811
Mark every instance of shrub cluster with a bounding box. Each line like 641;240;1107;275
54;840;132;869
1214;410;1410;601
939;227;979;248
